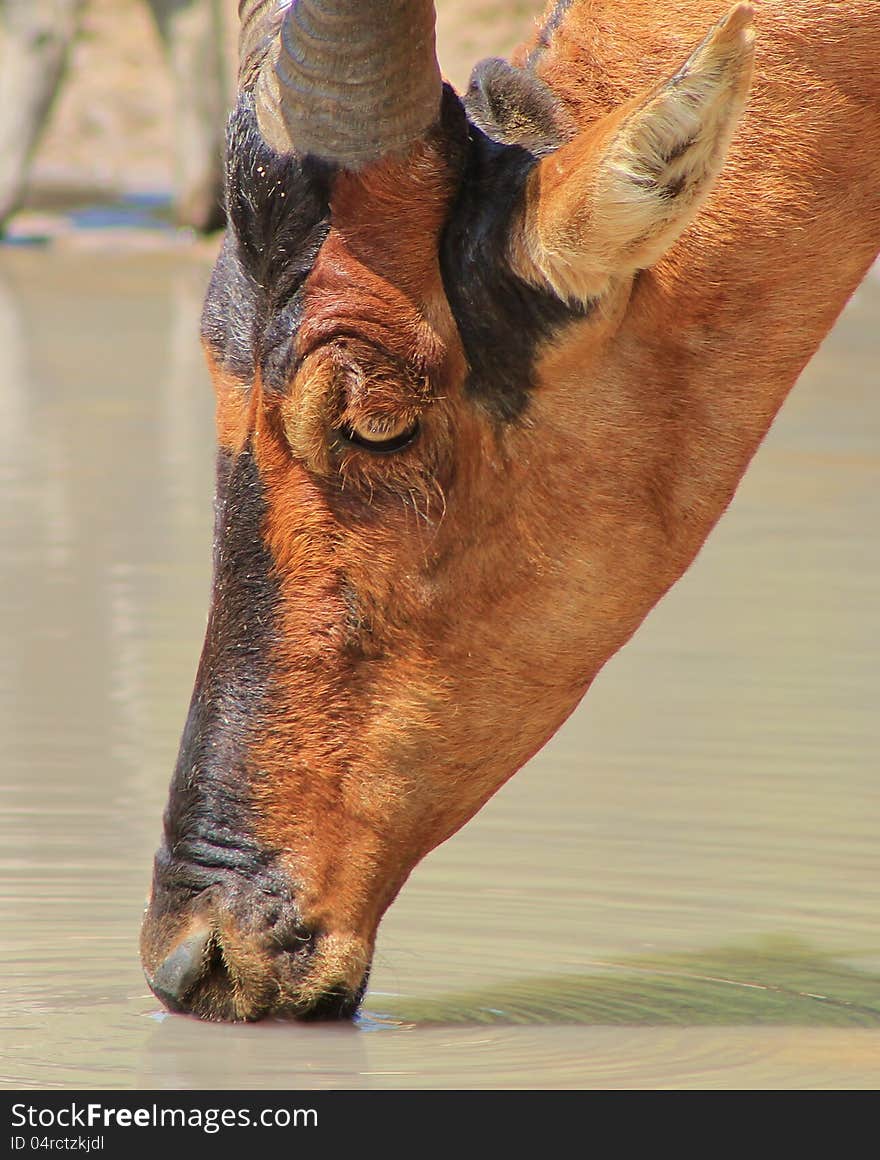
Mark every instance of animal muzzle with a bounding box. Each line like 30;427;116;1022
140;854;370;1022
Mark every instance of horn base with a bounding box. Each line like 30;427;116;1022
250;0;442;166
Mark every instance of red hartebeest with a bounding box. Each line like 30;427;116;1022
141;0;880;1021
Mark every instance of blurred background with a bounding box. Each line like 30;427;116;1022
1;0;878;1090
0;0;531;237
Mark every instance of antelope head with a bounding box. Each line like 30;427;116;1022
141;0;757;1020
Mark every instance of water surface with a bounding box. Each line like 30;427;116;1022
0;246;877;1089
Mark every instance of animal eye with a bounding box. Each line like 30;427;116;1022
338;417;420;455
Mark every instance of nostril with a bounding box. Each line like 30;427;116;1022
147;926;215;1009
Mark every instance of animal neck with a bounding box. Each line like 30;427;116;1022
507;0;879;690
533;0;879;566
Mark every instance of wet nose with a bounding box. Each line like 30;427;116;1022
146;925;214;1012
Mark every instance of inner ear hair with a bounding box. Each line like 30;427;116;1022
510;2;756;304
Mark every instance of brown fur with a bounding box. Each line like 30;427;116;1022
211;141;473;999
146;0;880;1018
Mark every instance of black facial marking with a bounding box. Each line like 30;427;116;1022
441;126;593;423
201;232;260;381
201;95;332;392
465;57;572;156
206;79;590;428
156;447;285;902
224;95;332;301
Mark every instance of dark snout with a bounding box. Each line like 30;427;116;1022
143;443;385;1021
141;850;367;1022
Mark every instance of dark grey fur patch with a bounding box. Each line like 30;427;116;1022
201;232;260;382
441;128;594;424
205;83;592;428
465;57;572;156
157;448;284;901
201;94;332;391
444;37;594;423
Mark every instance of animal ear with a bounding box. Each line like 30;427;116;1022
511;3;756;302
465;57;573;155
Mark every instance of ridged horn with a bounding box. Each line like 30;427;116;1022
238;1;285;92
241;0;443;168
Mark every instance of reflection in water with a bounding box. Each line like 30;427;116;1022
0;250;877;1090
138;1017;371;1091
0;270;26;765
132;938;880;1089
0;269;27;467
374;939;880;1028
